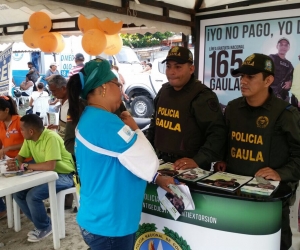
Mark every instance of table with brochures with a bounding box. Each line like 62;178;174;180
134;180;291;250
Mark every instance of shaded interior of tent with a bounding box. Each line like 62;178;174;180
0;0;298;45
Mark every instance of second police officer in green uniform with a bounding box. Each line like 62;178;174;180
214;53;300;250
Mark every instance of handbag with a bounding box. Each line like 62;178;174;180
13;89;22;97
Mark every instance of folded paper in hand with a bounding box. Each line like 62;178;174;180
157;184;195;220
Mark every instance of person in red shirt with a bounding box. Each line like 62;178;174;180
0;95;24;219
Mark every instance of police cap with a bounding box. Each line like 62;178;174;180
231;53;275;76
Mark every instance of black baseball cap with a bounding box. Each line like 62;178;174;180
231;53;275;76
75;53;85;61
278;37;290;45
162;46;193;64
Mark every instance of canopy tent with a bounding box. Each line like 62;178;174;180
0;0;196;44
0;0;288;45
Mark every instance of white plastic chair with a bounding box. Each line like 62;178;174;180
21;86;34;104
56;187;80;238
34;76;43;87
11;87;21;110
13;187;79;239
33;96;50;125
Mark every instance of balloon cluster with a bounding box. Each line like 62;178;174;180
23;12;65;53
78;15;123;56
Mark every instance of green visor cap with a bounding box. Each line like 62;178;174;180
80;58;116;100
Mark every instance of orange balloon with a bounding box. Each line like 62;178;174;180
78;15;100;33
52;32;65;53
29;12;52;33
38;33;58;53
104;34;123;55
98;19;123;35
23;28;43;48
82;29;107;56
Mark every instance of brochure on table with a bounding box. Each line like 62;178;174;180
176;168;211;182
158;162;211;182
241;179;280;196
197;172;253;192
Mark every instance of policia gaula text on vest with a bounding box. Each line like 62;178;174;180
230;131;264;162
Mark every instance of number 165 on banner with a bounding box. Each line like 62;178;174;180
207;49;244;91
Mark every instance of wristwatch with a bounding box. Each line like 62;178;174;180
20;163;29;171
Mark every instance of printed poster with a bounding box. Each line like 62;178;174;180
0;43;13;96
199;10;300;107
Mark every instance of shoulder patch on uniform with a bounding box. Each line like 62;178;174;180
67;115;72;122
118;125;135;143
207;98;219;112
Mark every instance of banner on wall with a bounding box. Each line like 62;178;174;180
199;11;300;106
0;44;13;96
60;54;75;78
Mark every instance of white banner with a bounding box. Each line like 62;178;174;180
0;43;13;96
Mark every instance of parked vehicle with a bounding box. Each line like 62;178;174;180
122;57;167;118
161;46;170;51
99;47;167;118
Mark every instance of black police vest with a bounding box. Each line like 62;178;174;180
154;80;208;158
226;96;289;176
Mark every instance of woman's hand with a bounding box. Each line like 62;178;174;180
155;175;177;193
120;111;139;131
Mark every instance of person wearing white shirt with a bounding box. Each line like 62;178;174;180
28;83;49;114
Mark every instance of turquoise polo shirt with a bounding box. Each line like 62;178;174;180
19;129;75;174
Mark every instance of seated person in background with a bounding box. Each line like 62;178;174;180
44;62;60;82
20;74;34;97
6;114;75;243
0;96;24;159
27;83;49;114
0;95;24;219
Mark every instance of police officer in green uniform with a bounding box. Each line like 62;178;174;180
214;53;300;250
146;46;226;181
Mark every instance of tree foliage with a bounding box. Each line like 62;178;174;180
121;31;174;48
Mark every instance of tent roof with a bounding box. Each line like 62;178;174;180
0;0;287;45
0;0;196;44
